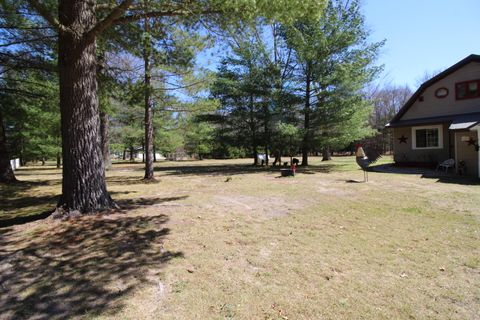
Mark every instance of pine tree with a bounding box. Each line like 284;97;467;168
2;0;325;212
284;0;383;164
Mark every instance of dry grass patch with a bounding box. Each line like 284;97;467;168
0;156;479;319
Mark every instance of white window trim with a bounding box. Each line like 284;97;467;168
412;124;443;150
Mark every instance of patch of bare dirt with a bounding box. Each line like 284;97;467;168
315;180;356;197
214;194;308;218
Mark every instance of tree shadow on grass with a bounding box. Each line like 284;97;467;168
15;166;60;172
421;175;480;186
155;164;273;176
0;183;60;228
0;209;54;228
106;176;157;186
296;164;338;175
0;213;182;319
116;196;189;210
0;195;59;212
0;180;60;198
143;163;338;177
369;164;480;185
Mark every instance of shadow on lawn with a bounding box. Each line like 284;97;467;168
0;193;189;228
0;181;61;228
116;195;189;210
140;163;338;177
421;175;480;186
370;164;480;185
0;180;60;198
0;209;54;229
15;166;59;172
0;194;59;213
107;176;158;186
0;213;182;319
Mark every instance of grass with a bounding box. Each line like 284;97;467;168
0;156;479;319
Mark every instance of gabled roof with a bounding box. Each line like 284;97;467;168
386;54;480;127
385;111;480;129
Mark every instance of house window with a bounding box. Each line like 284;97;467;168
412;125;443;149
456;79;480;100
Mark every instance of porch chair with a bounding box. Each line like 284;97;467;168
436;159;455;173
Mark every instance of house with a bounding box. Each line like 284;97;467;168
386;54;480;177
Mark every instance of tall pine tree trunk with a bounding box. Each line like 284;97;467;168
301;64;311;166
100;111;111;168
249;94;258;165
263;104;270;166
322;147;332;161
57;0;114;212
0;111;17;183
56;152;61;169
129;146;134;161
143;18;154;180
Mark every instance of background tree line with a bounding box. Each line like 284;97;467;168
0;0;412;214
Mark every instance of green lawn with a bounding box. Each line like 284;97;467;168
0;156;479;319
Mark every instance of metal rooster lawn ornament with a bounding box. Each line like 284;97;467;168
355;144;382;182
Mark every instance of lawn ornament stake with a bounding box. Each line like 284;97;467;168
355;144;382;182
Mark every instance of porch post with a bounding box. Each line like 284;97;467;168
472;125;480;178
477;127;480;178
454;131;458;173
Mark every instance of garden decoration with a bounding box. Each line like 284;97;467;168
355;144;382;182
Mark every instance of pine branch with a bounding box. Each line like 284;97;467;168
0;87;45;98
0;35;57;48
25;0;72;35
0;77;54;89
0;52;57;73
0;25;53;30
84;0;134;43
113;8;222;25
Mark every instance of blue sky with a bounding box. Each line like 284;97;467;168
363;0;480;88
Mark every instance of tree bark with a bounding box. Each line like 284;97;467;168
301;63;311;166
129;146;134;161
143;18;154;180
99;111;111;168
56;151;61;168
57;0;115;212
0;111;17;183
322;147;332;161
263;104;270;166
272;150;281;166
249;94;258;165
122;148;126;161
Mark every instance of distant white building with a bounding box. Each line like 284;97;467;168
10;158;20;171
257;153;269;163
135;152;166;161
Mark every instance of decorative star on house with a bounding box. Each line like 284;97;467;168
398;135;408;144
467;137;477;146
